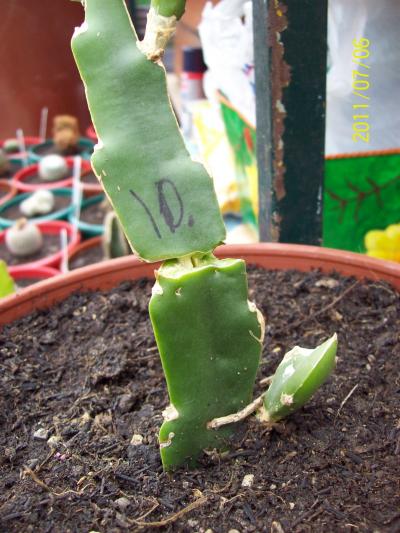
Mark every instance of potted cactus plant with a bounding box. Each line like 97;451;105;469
0;2;399;531
69;0;338;471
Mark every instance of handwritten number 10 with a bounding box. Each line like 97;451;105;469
130;179;190;239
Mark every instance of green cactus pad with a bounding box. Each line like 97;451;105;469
151;0;186;18
0;261;15;299
71;0;225;262
149;255;263;470
263;334;337;422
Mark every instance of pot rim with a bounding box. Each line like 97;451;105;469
0;179;17;207
0;243;399;328
11;158;91;193
28;138;95;163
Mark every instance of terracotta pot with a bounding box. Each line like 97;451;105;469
0;179;17;207
0;243;399;328
0;220;81;271
12;158;91;193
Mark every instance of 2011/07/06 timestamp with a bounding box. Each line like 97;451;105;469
352;38;370;144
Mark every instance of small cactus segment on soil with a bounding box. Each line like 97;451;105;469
262;334;337;422
149;255;263;470
71;0;225;262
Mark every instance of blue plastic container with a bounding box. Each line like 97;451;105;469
28;137;95;164
69;194;105;237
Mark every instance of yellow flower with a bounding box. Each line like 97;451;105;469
365;224;400;262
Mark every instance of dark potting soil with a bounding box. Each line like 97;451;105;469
15;278;48;289
0;234;60;266
80;200;107;226
0;162;21;179
81;170;99;185
69;241;104;270
22;170;69;185
0;268;399;533
0;195;70;221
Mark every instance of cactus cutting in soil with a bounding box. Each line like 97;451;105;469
71;0;337;470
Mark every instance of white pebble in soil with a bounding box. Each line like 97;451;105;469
20;190;55;217
33;428;49;441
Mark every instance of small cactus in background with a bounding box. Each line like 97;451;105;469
71;0;337;470
102;211;131;259
5;219;43;257
3;138;20;154
52;115;80;153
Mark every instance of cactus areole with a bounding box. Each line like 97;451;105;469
71;0;337;470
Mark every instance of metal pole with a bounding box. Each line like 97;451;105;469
253;0;273;242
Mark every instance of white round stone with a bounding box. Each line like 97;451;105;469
20;189;55;217
5;220;43;257
39;155;68;181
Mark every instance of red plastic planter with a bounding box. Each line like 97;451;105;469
0;244;399;328
85;125;98;143
0;180;17;207
0;136;43;149
12;158;91;193
9;265;60;283
80;168;103;197
0;220;81;270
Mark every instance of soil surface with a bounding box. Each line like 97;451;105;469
22;170;70;185
69;241;104;270
0;195;70;221
0;234;60;266
0;162;21;179
80;198;107;226
34;143;87;158
81;170;99;185
14;278;49;289
0;268;399;533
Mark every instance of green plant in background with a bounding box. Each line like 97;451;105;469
0;261;15;299
71;0;337;470
102;211;131;259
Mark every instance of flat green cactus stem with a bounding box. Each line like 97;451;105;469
71;0;225;262
151;0;186;18
262;334;337;422
0;261;15;299
149;255;264;470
